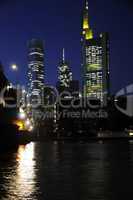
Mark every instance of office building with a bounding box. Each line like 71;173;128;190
81;0;110;103
58;48;72;89
27;39;45;106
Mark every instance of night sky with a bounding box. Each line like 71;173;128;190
0;0;133;94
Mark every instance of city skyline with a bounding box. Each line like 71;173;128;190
0;0;132;94
0;2;133;199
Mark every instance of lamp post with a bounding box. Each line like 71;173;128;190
11;64;18;86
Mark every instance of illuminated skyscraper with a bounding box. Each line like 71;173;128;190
58;48;72;89
81;0;110;103
27;39;45;106
82;0;93;41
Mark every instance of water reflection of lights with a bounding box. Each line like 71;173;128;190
15;143;36;198
17;142;35;163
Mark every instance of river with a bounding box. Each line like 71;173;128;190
0;141;133;200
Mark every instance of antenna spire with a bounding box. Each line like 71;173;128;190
63;48;65;63
85;0;88;10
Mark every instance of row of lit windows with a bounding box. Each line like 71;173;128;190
87;71;102;78
29;62;44;66
86;46;102;55
29;52;44;56
86;57;102;65
87;92;103;100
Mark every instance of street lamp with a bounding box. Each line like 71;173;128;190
11;64;18;71
19;107;26;120
10;64;19;86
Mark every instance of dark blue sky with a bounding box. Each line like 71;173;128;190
0;0;133;94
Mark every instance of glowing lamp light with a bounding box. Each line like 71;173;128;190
19;107;26;120
11;64;18;71
25;119;31;127
22;89;26;93
19;112;26;120
129;132;133;136
29;125;34;132
19;107;24;113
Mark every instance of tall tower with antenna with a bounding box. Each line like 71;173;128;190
81;0;110;104
58;48;72;88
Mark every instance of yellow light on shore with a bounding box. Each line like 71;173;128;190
13;120;25;131
129;132;133;136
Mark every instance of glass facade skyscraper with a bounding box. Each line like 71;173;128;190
27;39;45;106
81;0;110;103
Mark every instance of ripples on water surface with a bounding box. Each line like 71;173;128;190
0;141;133;200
